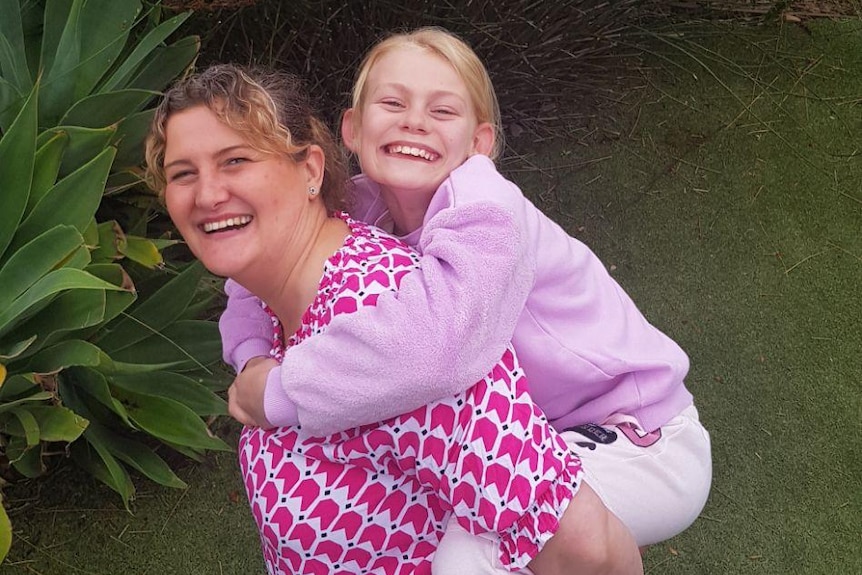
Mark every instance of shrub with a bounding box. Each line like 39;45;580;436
0;0;231;561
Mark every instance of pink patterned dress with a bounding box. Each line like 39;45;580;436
238;215;583;575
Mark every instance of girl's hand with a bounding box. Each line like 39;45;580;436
228;357;278;428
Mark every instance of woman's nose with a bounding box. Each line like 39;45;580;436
194;172;229;209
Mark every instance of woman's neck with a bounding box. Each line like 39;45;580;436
235;214;349;334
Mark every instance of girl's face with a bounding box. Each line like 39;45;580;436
163;105;322;280
342;45;493;206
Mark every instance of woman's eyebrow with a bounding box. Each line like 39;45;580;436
164;145;251;170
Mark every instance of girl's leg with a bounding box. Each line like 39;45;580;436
432;482;644;575
561;405;712;547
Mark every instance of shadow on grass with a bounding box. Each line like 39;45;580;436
3;17;861;575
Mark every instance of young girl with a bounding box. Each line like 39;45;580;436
224;27;711;570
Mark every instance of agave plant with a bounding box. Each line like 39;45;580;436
0;0;231;561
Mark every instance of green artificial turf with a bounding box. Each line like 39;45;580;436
2;18;860;575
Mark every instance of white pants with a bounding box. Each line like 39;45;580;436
431;405;712;574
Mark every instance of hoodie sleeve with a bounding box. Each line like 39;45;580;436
220;279;273;373
282;157;537;436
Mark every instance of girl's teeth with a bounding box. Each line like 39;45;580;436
390;145;436;161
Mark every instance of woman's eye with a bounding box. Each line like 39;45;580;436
227;157;247;166
169;170;193;181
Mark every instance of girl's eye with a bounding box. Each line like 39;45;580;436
433;108;457;116
380;99;404;109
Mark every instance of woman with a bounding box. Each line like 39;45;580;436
145;64;620;575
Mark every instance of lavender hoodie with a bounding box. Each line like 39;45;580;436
220;155;693;436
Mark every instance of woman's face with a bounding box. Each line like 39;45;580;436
163;105;317;279
343;45;493;206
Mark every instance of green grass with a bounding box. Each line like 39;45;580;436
2;17;861;575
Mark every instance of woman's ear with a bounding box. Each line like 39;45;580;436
341;108;359;153
471;122;495;156
304;144;325;191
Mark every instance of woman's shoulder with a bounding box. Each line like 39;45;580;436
335;213;421;274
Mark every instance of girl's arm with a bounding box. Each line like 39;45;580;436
223;156;536;435
220;279;271;372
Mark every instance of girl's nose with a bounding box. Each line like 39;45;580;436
401;107;428;133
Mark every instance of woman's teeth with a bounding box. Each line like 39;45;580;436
388;145;437;161
203;215;252;233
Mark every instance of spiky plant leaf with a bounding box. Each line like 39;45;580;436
0;80;37;260
110;371;227;416
97;11;192;92
10;146;116;252
28;131;68;214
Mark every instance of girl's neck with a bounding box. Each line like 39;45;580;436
377;186;434;236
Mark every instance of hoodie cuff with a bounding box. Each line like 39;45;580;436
232;339;272;374
262;365;299;427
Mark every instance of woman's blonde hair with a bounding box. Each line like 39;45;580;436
145;64;348;212
350;27;504;160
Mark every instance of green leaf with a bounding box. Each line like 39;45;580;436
59;88;157;128
22;339;110;374
0;391;52;415
4;292;107;361
0;336;36;362
112;108;154;168
75;0;142;97
0;491;11;563
118;389;230;452
89;220;124;264
10;146;116;252
40;0;84;125
70;434;134;506
0;373;37;402
0;225;85;312
86;423;186;489
8;437;44;477
108;320;222;371
28;131;68;215
98;11;191;93
0;268;127;339
0;74;23;132
62;381;135;506
0;0;31;93
39;0;74;82
120;235;164;269
125;34;199;93
97;261;204;353
61;366;132;427
0;79;37;260
83;264;137;326
110;371;227;416
37;125;115;178
4;406;40;447
26;405;88;442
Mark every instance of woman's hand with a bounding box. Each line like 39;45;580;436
228;356;278;428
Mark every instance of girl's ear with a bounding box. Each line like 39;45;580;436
304;144;325;191
471;122;495;156
341;108;359;153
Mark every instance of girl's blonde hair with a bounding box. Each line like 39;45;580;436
350;27;504;160
145;64;348;212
